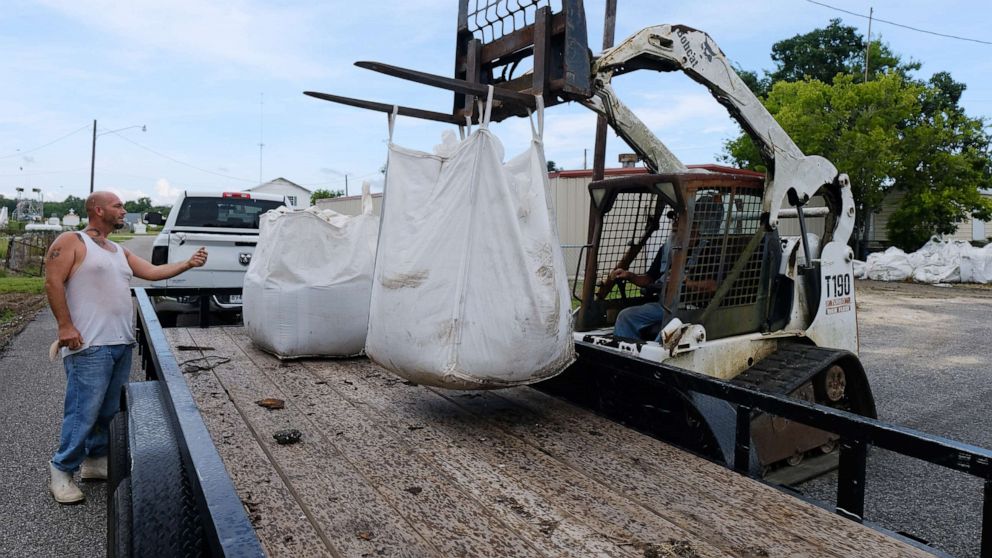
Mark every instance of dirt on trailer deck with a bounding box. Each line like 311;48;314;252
167;325;934;558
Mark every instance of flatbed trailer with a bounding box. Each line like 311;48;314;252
115;288;992;557
164;323;939;558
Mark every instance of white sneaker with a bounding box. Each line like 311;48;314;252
49;463;84;504
80;456;108;481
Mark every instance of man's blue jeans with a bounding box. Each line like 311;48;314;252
614;301;669;341
51;344;132;473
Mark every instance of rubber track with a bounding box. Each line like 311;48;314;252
731;342;843;396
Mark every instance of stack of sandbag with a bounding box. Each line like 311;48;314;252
243;185;378;358
365;90;575;389
858;236;992;284
961;243;992;284
863;246;913;281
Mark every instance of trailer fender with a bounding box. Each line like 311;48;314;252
112;381;205;558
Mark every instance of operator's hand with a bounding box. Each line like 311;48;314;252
610;268;633;282
58;324;84;351
187;247;208;269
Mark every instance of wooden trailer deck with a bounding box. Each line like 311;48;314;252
166;326;930;558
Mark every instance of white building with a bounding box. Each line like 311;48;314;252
248;178;312;209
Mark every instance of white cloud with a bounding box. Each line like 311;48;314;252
154;178;181;206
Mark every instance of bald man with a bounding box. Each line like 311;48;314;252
43;191;207;504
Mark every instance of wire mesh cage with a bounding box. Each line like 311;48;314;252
680;187;765;310
463;0;564;43
595;192;673;300
455;0;590;121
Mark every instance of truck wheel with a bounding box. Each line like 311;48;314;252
108;411;129;494
108;478;133;558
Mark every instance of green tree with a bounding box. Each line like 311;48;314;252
310;188;345;206
547;160;561;172
124;196;153;213
885;75;992;248
61;195;85;216
726;20;991;251
734;64;771;98
0;196;16;215
723;74;992;251
767;19;918;86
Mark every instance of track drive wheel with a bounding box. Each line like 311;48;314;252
816;365;847;403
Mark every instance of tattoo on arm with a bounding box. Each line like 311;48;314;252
48;248;62;261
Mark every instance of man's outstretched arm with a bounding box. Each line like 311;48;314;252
125;247;208;281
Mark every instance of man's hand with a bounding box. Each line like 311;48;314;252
610;268;633;282
58;324;84;351
187;247;208;269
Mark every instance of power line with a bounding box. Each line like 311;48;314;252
0;123;91;160
105;129;256;183
806;0;992;45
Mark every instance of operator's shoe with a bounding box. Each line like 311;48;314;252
80;456;108;481
49;463;84;504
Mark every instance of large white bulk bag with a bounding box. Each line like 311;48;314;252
244;185;378;358
366;91;575;389
865;246;913;281
961;243;992;284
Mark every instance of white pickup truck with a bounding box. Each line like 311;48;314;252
149;190;288;325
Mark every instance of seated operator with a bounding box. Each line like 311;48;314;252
610;195;724;341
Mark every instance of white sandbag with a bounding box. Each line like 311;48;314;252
865;246;913;281
244;185;378;358
961;243;992;284
852;259;867;279
366;90;575;389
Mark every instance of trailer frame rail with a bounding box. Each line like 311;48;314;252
572;340;992;557
132;287;264;557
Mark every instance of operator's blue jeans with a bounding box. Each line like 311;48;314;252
614;301;669;341
51;344;132;473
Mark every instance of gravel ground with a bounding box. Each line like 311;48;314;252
796;280;992;558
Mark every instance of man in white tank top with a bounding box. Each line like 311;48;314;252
43;191;208;504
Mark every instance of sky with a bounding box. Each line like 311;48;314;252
2;0;991;207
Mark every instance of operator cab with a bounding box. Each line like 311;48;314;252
575;171;790;343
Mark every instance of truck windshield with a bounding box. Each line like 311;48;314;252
173;197;283;229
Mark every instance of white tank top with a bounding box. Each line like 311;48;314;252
62;233;135;356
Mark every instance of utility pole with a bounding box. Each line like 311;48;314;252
89;120;97;194
864;7;873;83
89;122;146;195
345;174;349;197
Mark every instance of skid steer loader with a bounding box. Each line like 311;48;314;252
305;0;876;477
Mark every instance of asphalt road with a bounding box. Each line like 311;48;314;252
0;311;136;558
797;281;992;558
